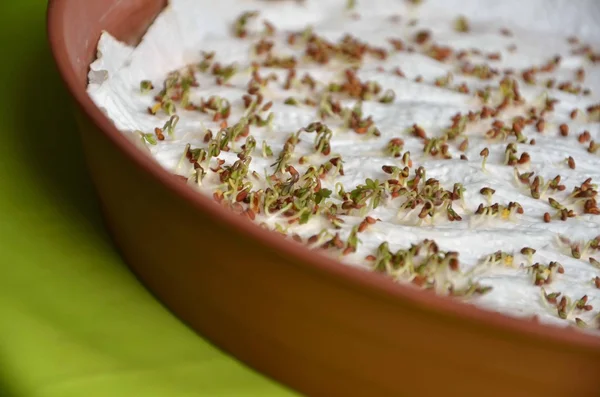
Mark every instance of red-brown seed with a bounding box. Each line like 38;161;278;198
412;125;426;139
578;130;591;143
154;127;165;141
568;156;576;169
594;276;600;288
414;30;431;45
480;106;493;119
536;119;545;133
358;220;368;232
512;121;523;134
262;101;273;111
544;212;551;223
393;67;405;77
236;190;248;202
518;152;530;164
559;124;569;137
245;208;256;220
449;258;459;271
570;109;579;120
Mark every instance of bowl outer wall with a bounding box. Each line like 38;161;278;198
47;0;600;396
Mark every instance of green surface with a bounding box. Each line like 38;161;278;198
0;2;293;396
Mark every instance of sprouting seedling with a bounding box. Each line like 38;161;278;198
454;15;470;32
520;247;536;264
233;11;259;38
575;318;588;328
557;295;573;319
572;244;581;259
402;151;412;167
239;136;256;160
446;204;462;221
542;288;561;305
548;175;566;192
314;126;333;155
335;182;346;197
148;101;162;116
343;225;362;255
504;143;518;165
262;140;273;157
137;131;157;146
480;147;489;170
188;147;207;165
162;115;180;138
328;156;345;176
140;80;154;94
575;295;593;311
548;197;564;210
379;89;396;104
319;93;335;118
514;169;534;185
385;138;404;158
530;176;543;199
163;99;177;116
192;165;207;187
382;165;403;179
176;144;191;173
480;187;495;203
451;183;467;209
271;141;295;174
254;112;274;128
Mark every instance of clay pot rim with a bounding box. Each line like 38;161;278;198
47;0;600;352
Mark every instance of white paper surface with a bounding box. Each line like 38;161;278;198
87;0;600;332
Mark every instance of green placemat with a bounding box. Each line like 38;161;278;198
0;2;294;396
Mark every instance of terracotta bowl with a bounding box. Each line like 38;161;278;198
47;1;600;396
